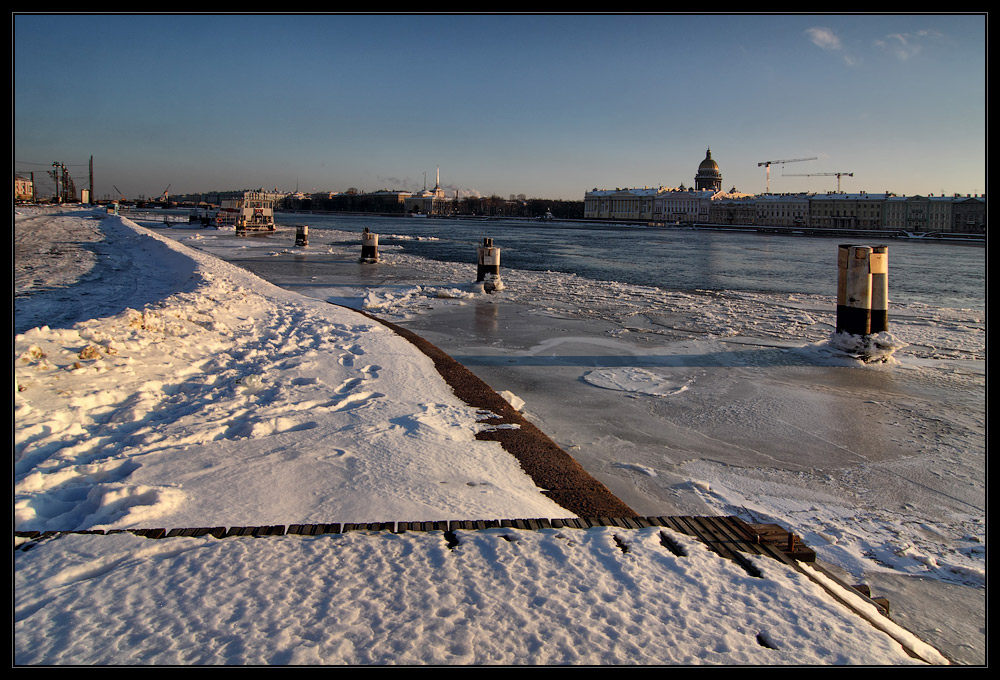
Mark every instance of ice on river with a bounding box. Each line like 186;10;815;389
170;223;985;593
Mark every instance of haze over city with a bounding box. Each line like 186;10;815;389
14;13;986;201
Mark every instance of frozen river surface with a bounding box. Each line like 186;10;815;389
156;215;984;664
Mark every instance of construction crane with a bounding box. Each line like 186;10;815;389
783;172;854;193
112;185;125;201
757;157;817;193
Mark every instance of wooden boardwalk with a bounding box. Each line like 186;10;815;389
18;514;939;661
14;515;818;587
11;514;884;621
16;515;808;559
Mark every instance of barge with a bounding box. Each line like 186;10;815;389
216;190;278;231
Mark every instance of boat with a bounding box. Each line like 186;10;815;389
215;190;278;231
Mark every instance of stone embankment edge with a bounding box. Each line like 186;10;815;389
348;306;638;519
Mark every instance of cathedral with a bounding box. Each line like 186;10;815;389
694;148;722;191
583;148;730;221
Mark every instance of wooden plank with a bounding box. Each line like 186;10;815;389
133;528;166;539
732;518;816;562
699;517;769;576
702;516;773;559
658;516;691;537
657;530;687;557
195;527;225;538
727;519;804;569
673;516;763;578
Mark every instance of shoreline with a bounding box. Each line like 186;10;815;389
348;305;638;518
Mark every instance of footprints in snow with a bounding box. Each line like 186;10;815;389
227;347;384;441
316;448;356;467
327;363;383;412
332;363;381;395
326;390;385;413
336;343;367;368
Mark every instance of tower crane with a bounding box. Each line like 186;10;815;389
783;172;854;193
757;157;817;193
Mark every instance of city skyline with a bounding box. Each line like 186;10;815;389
14;13;986;201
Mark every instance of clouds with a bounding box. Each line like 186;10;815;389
807;24;951;66
804;26;841;51
804;26;860;66
874;30;943;61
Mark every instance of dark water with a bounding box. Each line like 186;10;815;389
277;213;985;310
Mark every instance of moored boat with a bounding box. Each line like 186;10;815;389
215;190;278;231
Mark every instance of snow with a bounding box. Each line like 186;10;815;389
13;207;971;665
14;209;565;531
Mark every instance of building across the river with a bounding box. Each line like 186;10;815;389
584;148;748;222
584;149;985;233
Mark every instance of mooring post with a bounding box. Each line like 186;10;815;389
360;228;379;263
295;225;309;247
476;237;504;293
477;238;500;282
837;244;873;336
869;245;889;333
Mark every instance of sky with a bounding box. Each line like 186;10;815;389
14;13;986;201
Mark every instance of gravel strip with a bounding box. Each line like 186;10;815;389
351;307;639;519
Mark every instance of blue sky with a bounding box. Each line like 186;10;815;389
14;14;986;201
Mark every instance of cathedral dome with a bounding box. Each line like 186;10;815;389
694;148;722;191
697;149;721;177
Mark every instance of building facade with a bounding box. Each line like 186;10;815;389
403;168;450;215
952;196;986;233
584;187;662;221
708;197;757;225
654;189;715;223
584;150;984;233
15;175;34;202
755;194;810;227
884;195;954;232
